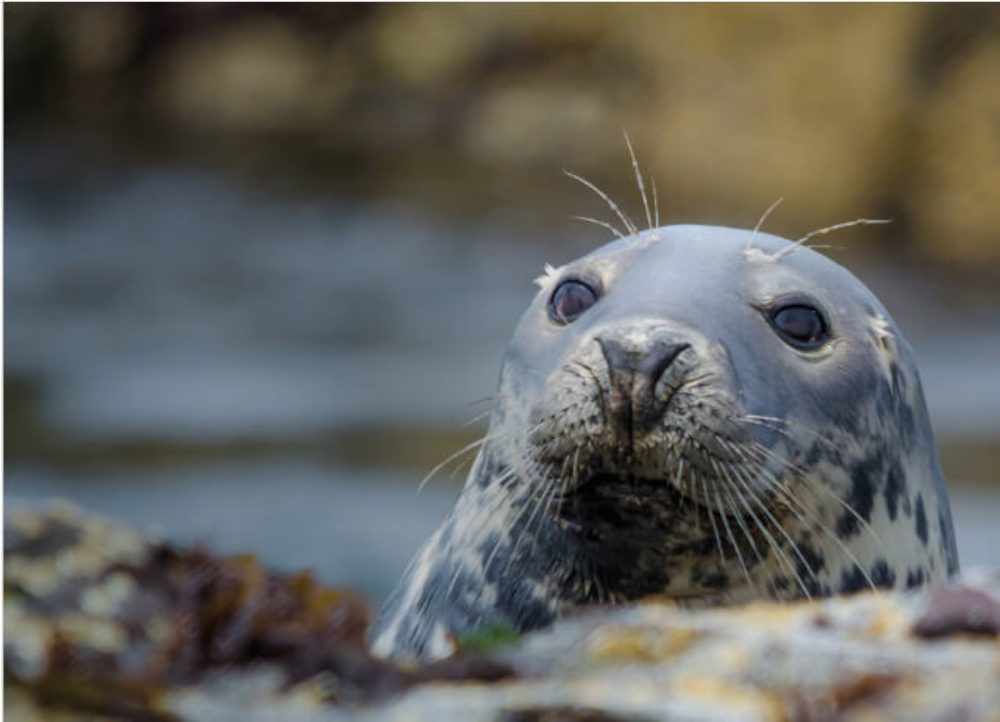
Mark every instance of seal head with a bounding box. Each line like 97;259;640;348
371;225;959;660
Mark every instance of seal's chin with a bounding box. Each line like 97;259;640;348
539;471;737;602
552;470;740;524
550;471;720;538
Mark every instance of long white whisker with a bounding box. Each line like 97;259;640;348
652;175;660;228
715;472;765;569
742;439;885;555
418;438;486;491
564;170;638;236
463;408;495;427
775;218;891;260
570;215;625;239
748;196;784;250
623;130;653;231
708;479;754;590
739;442;879;592
726;457;817;597
443;468;518;602
695;466;726;566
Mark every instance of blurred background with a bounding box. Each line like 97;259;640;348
5;4;1000;602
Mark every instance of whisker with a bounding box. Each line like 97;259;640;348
623;130;653;231
737;442;879;592
418;437;486;491
570;214;625;239
715;472;766;568
464;408;495;427
777;482;878;593
418;415;551;492
739;414;838;454
502;461;553;581
721;466;811;600
652;175;660;228
564;170;638;236
695;466;725;565
747;196;784;251
443;468;519;602
742;439;885;555
726;457;817;597
707;477;754;590
775;218;891;260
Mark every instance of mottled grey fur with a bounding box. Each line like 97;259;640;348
370;225;959;661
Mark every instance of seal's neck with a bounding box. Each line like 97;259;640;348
369;450;573;660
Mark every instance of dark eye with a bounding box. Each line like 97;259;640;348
769;305;829;349
548;279;599;325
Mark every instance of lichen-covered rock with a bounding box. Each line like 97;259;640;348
5;504;999;722
4;504;512;721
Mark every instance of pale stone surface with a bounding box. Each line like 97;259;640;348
6;505;999;722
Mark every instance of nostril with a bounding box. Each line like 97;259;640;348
640;341;689;387
597;338;634;376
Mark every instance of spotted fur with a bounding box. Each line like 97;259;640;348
370;225;959;661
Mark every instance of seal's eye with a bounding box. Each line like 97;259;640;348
770;305;828;349
548;279;598;325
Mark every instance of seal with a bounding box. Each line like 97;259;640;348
370;223;960;661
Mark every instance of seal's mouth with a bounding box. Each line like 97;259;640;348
550;472;745;526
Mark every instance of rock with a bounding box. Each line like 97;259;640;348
4;503;511;721
6;504;999;722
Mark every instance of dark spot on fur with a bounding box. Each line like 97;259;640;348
906;568;925;589
914;494;928;545
840;565;869;594
838;454;881;537
689;537;715;556
701;571;728;590
938;508;960;575
840;559;896;594
794;539;827;595
804;442;823;467
478;532;504;573
770;576;790;593
869;558;896;588
884;461;904;521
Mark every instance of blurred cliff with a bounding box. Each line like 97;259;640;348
6;3;1000;263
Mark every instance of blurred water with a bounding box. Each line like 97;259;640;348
5;464;996;599
5;143;537;438
5;463;997;598
5;462;454;602
5;137;1000;597
7;141;1000;442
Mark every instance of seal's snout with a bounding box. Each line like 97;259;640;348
597;331;690;439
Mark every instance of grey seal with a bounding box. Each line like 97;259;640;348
370;223;960;661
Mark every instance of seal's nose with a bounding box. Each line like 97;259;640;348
598;337;688;386
597;334;689;441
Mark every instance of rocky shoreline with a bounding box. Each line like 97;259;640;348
5;504;999;721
